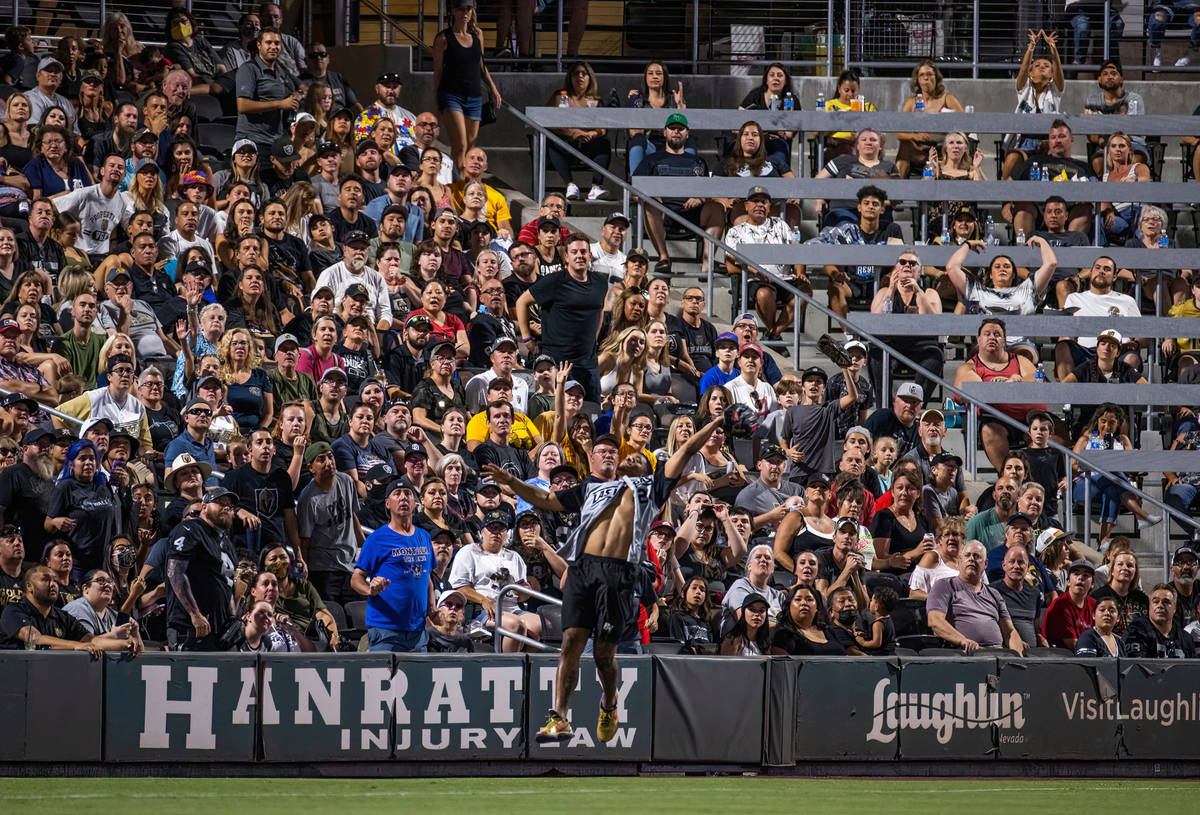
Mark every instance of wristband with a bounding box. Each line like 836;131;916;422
521;336;532;343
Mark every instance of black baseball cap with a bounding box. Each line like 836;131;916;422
801;366;828;382
270;136;300;163
316;140;342;157
1006;512;1034;527
930;452;963;468
481;508;514;529
202;487;240;506
1;392;37;412
403;442;427;460
342;231;371;247
344;282;371;300
377;71;403;84
538;216;561;231
355;139;382;156
19;427;51;446
760;444;786;461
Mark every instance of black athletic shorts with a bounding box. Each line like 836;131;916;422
561;553;639;644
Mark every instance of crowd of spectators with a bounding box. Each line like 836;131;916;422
0;18;1193;660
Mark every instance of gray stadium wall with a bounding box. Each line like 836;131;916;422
6;652;1200;768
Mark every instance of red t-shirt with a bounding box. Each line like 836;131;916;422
406;309;465;346
1041;593;1097;647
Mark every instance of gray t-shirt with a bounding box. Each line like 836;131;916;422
62;596;117;635
926;575;1011;647
992;578;1044;647
780;401;843;475
297;471;361;573
96;299;167;359
736;477;803;520
721;576;784;635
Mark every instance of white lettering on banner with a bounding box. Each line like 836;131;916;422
864;677;1025;745
425;668;470;725
260;667;280;725
232;667;257;725
536;665;640;748
296;667;344;726
361;667;407;725
139;665;219;750
1062;691;1200;726
481;666;523;723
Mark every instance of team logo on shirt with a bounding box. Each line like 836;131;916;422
256;488;279;518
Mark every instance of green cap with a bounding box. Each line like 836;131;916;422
664;112;689;129
304;441;332;466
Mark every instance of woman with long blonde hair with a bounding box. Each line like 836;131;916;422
218;327;275;433
598;325;649;400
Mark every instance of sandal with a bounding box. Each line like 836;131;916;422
654;259;672;275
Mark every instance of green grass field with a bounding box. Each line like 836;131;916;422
0;778;1193;814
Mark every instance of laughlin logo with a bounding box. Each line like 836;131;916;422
865;678;1025;744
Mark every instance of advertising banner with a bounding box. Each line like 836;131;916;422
792;657;899;761
104;653;258;762
393;654;527;760
995;657;1119;760
653;656;765;763
891;657;1008;760
1117;659;1200;759
526;653;652;760
260;653;395;761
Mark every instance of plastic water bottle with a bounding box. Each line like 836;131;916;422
1016;228;1026;246
557;91;569;108
783;91;795;111
1159;227;1169;249
509;29;518;57
1035;363;1046;383
789;225;804;244
986;215;996;245
923;163;934;180
1030;162;1040;181
915;93;925;112
1087;432;1102;450
940;224;950;244
816;91;826;111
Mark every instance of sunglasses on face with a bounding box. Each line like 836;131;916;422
896;258;920;268
188;408;213;417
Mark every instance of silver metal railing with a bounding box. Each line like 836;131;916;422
518;104;1200;573
492;583;561;653
0;385;84;426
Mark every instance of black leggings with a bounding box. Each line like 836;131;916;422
548;135;611;186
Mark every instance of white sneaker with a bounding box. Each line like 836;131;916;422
565;182;580;200
1138;513;1163;531
586;184;608;201
1176;54;1193;66
1151;48;1162;67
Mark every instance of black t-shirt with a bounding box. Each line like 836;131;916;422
333;342;378;394
1014;153;1093;182
788;523;833;558
869;508;930;569
263;232;312;312
381;334;427;394
527;269;608;368
770;625;846;655
814;546;846;586
1091;585;1149;636
425;625;475;653
145;403;184;453
0;598;90;649
846;222;905;282
666;312;717;374
46;478;122;572
503;275;534;312
668;610;713;645
164;517;237;635
473;440;534;481
16;234;67;284
327;209;379;244
222;464;296;549
865;409;920;458
0;462;54;552
534;246;564;278
331;433;395;482
1024;446;1064;516
0;568;24;613
632;150;709;208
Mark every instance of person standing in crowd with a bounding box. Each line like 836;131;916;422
235;28;301;154
164;487;239;651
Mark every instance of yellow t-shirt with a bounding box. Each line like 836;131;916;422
825;97;878;142
466;410;540;451
619;440;657;471
1168;299;1200;351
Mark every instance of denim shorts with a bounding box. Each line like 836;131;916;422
438;91;484;120
367;626;428;652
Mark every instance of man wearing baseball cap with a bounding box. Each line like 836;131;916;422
780;361;859;484
352;478;438;652
726;342;778;421
632;111;722;276
731;312;783;384
163;486;241;650
590;212;629;280
0;428;57;552
865;381;925;458
465;336;528;414
313;229;393;331
29;56;78;136
353;70;418;148
697;331;741;395
0;318;56;408
725;185;812;352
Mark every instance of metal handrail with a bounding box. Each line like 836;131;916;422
513;106;1199;576
0;386;84;427
492;583;562;653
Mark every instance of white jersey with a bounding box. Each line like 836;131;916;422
555;470;675;564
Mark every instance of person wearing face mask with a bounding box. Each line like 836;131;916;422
314;231;393;332
220;13;261;72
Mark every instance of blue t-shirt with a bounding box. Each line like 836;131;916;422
698;365;739;396
22;157;91;197
226;368;274;433
354;524;435;632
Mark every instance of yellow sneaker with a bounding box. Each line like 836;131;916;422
536;711;572;742
596;704;618;742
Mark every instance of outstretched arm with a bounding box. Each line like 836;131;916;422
1028;235;1058;295
482;463;566;512
663;415;724;480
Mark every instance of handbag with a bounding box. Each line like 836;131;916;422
480;87;498;126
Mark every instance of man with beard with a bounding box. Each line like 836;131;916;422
259;198;314;315
352;140;386;201
429;530;456;594
382;315;431;397
966;476;1021;552
0;564;138;652
0;525;27;614
485;415;723;742
223;428;302;559
85;101;139;173
1084;60;1147;176
50;292;104;389
353;71;418;148
503;242;540;315
1124;584;1196;658
314;231;392;330
234;27;301;152
0;429;56;553
55;153;128;262
1168;546;1200;631
1055;257;1143;381
219;13;261;72
298;442;364;604
165;487;240;650
900;406;968;506
865;382;924;457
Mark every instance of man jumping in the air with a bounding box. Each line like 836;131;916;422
483;414;724;743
